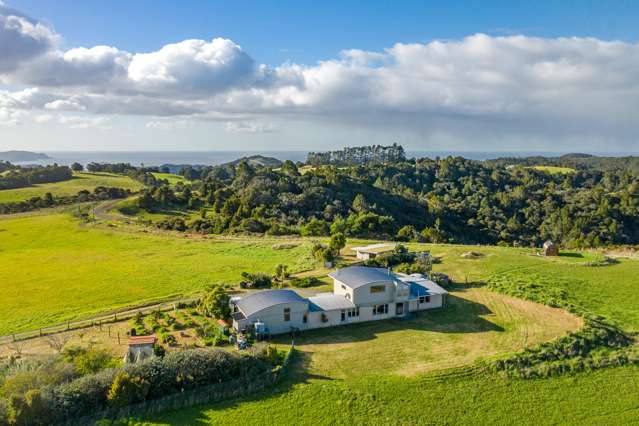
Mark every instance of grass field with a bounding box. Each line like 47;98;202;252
529;165;577;174
0;172;143;203
2;211;639;424
151;172;189;185
0;213;316;334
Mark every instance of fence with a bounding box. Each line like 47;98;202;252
64;346;297;426
0;296;200;345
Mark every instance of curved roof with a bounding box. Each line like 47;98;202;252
235;289;308;317
328;266;393;289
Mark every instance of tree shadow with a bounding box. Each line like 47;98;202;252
267;294;504;347
558;252;584;258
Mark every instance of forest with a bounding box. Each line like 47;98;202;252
137;150;639;248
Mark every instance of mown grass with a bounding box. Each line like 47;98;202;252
0;172;143;203
0;213;316;334
275;288;580;378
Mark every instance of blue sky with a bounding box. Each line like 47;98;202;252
16;0;639;65
2;1;639;152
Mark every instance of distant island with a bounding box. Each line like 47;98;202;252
0;150;51;162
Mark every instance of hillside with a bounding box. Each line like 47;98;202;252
0;150;50;162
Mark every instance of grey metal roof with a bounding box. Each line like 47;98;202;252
235;289;308;317
395;273;448;297
308;294;356;312
328;266;393;289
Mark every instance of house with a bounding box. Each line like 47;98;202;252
231;266;448;335
352;243;395;260
125;335;156;363
543;240;559;256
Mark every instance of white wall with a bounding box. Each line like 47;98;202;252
409;294;444;312
352;280;396;306
243;301;309;335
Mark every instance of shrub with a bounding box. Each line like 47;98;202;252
63;346;120;375
107;372;150;408
46;348;272;422
289;277;322;288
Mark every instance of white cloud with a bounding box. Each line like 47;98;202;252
58;115;111;130
45;96;86;111
2;2;639;147
225;120;276;133
0;4;58;73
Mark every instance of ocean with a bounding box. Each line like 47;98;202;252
13;150;638;167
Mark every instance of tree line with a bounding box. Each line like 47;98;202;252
0;165;73;190
135;152;639;248
307;143;406;166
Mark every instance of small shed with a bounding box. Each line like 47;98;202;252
125;335;157;363
543;240;559;256
352;243;395;260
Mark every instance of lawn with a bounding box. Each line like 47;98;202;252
151;172;189;185
0;213;317;334
0;172;143;203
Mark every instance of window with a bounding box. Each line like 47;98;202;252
373;304;389;316
341;310;346;321
347;308;360;318
419;296;431;304
303;313;308;323
345;293;351;300
341;284;347;291
284;308;291;321
370;285;386;294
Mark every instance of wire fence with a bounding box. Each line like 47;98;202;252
0;296;200;345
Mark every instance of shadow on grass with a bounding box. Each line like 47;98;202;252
127;351;331;426
266;294;503;348
559;252;584;259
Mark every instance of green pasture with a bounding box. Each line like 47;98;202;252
0;172;143;203
151;172;189;185
0;213;315;334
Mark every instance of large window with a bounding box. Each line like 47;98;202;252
284;307;291;321
347;307;360;318
419;296;431;304
370;285;386;294
373;304;389;315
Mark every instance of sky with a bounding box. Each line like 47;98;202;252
1;0;639;152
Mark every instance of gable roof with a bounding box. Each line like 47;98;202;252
128;336;157;346
235;289;308;317
329;266;393;289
